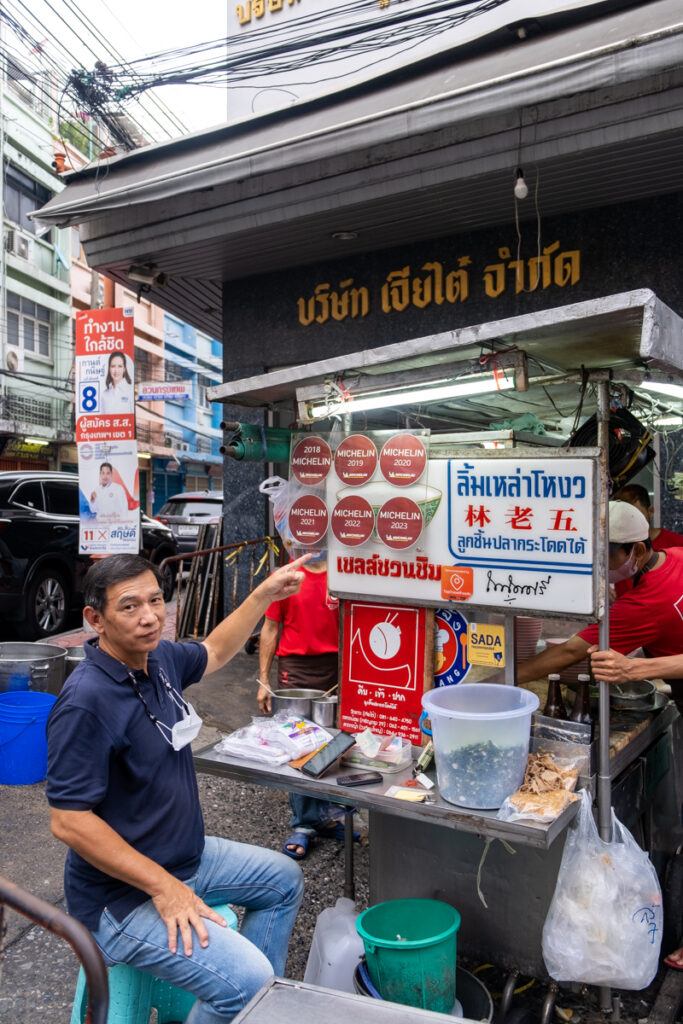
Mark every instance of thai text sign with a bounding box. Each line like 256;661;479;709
339;600;431;745
137;380;192;402
327;456;596;617
75;308;139;554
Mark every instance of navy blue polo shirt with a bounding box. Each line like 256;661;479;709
46;637;208;930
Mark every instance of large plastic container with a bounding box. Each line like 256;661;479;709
356;898;460;1013
303;897;364;992
421;683;539;809
0;690;57;785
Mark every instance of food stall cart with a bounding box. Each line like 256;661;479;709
199;290;683;1022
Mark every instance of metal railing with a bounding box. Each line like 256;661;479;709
0;875;108;1024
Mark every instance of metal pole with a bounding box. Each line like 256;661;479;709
596;378;612;1015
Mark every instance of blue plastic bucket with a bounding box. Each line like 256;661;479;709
0;691;57;785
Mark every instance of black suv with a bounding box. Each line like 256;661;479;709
0;471;178;639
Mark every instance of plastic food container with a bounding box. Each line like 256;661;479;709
421;684;539;809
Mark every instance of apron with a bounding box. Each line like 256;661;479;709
277;653;338;690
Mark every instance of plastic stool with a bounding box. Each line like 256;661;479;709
71;903;238;1024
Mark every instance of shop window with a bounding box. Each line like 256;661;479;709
6;293;51;359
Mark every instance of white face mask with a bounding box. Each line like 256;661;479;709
608;549;638;584
157;700;203;751
128;668;203;752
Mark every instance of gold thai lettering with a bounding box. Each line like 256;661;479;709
295;242;580;324
381;266;411;313
236;0;298;26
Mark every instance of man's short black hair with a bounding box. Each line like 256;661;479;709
616;483;651;509
99;461;114;473
84;555;161;612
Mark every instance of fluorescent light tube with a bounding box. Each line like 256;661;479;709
308;373;514;419
639;381;683;401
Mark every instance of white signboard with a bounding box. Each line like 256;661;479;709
229;0;620;122
327;456;596;616
137;380;193;402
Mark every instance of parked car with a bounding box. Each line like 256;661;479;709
0;471;178;639
157;491;223;556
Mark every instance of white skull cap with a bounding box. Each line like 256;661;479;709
609;500;649;543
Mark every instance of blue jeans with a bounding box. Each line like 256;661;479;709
92;836;304;1023
288;793;338;833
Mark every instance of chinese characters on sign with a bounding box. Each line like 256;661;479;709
296;242;581;326
327;456;596;616
75;308;140;555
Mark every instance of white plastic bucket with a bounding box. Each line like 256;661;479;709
421;684;539;809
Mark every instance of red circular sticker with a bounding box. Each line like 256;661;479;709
379;433;427;486
376;497;424;550
290;436;332;486
334;434;378;486
287;495;329;546
331;495;375;547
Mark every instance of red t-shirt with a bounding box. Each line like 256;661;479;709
653;528;683;551
579;547;683;656
614;527;683;597
265;568;339;657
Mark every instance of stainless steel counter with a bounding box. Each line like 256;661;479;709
194;744;578;850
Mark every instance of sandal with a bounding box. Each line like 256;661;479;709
315;821;361;843
663;949;683;972
282;831;313;861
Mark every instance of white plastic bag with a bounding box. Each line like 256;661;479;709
214;713;331;766
542;789;662;989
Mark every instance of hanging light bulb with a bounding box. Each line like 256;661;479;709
514;167;529;200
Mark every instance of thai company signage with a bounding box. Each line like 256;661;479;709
137;380;193;402
75;308;140;555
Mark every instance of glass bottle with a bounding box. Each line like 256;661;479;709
570;673;593;725
543;673;567;719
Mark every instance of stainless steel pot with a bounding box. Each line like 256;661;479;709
0;642;66;696
64;647;86;679
270;688;325;718
312;696;338;728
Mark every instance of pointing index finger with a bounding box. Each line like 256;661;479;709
286;553;314;571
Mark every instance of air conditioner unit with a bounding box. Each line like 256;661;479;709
179;442;190;452
5;345;24;372
15;234;31;260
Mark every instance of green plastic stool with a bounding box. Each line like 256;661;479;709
70;903;238;1024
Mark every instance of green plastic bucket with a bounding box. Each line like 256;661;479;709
356;899;460;1013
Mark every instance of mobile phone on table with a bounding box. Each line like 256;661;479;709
337;771;383;787
300;732;356;778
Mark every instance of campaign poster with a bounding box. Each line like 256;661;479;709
78;441;140;554
75;308;135;443
75;308;139;554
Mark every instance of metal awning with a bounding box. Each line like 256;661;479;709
208;290;683;429
33;1;683;339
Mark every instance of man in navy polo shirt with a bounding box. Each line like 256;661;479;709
47;553;308;1023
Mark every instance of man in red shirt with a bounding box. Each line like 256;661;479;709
517;502;683;704
257;552;342;860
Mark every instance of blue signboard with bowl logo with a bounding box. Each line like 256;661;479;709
434;608;470;686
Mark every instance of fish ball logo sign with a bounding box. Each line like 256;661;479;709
369;615;403;661
434;608;470;686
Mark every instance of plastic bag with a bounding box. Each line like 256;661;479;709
542;789;662;989
497;789;579;824
215;713;332;766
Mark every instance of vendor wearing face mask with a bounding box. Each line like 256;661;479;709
46;553;308;1024
516;501;683;692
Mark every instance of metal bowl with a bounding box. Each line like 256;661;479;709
270;688;325;718
610;679;656;710
312;696;338;727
